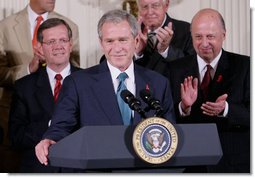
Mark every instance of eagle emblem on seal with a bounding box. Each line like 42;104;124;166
145;128;167;153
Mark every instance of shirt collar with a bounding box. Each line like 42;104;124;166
27;5;48;27
197;49;222;73
107;61;135;83
47;63;71;83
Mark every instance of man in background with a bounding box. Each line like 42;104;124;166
167;8;250;172
8;18;80;173
0;0;80;172
134;0;194;73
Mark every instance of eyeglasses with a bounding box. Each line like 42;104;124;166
140;2;162;11
42;38;70;46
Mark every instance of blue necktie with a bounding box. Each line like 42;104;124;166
117;72;131;125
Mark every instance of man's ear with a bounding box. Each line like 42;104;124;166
165;0;170;8
69;39;73;53
135;35;139;48
99;38;104;51
37;43;44;54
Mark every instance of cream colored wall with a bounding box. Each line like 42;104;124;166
169;0;250;58
0;0;251;69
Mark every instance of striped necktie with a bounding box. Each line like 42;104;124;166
147;32;157;51
54;74;62;103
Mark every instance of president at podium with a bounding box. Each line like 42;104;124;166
35;9;176;171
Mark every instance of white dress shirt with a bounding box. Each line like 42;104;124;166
107;61;136;117
47;63;71;95
27;5;48;38
179;50;228;117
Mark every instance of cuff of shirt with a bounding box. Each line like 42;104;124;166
178;102;191;116
27;65;31;74
217;101;229;117
159;47;169;59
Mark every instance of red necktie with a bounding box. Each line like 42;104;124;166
32;16;43;47
200;65;212;100
54;74;62;103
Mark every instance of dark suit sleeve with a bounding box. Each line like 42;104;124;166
8;83;48;149
166;62;183;119
227;59;250;127
161;79;176;123
43;76;80;142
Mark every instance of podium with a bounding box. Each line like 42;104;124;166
48;123;222;170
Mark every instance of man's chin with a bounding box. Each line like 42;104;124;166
113;57;126;62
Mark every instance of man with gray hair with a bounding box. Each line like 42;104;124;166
134;0;194;73
35;10;175;170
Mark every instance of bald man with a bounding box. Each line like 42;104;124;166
166;8;250;173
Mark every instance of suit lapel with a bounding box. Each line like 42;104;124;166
184;56;199;79
34;65;79;115
187;57;204;101
209;50;230;99
35;69;55;114
133;65;155;124
90;62;123;125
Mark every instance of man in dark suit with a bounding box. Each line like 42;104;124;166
8;18;80;172
166;8;250;173
134;0;195;73
0;0;80;172
35;9;175;168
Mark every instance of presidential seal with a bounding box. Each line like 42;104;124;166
133;117;178;164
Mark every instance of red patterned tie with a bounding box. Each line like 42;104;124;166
54;74;62;103
32;16;43;47
200;65;212;100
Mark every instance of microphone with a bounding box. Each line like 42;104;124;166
120;90;146;119
139;89;164;117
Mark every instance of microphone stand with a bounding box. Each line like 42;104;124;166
154;108;164;118
136;108;147;120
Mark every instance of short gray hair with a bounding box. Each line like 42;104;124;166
97;9;139;40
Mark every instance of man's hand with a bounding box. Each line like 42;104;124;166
35;139;56;166
136;31;147;56
201;94;228;116
180;76;198;113
29;45;45;73
157;22;174;53
135;16;148;56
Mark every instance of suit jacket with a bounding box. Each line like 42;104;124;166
43;60;176;142
135;14;195;73
8;65;80;172
0;6;80;145
166;50;250;172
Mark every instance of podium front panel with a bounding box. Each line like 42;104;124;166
48;123;222;169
